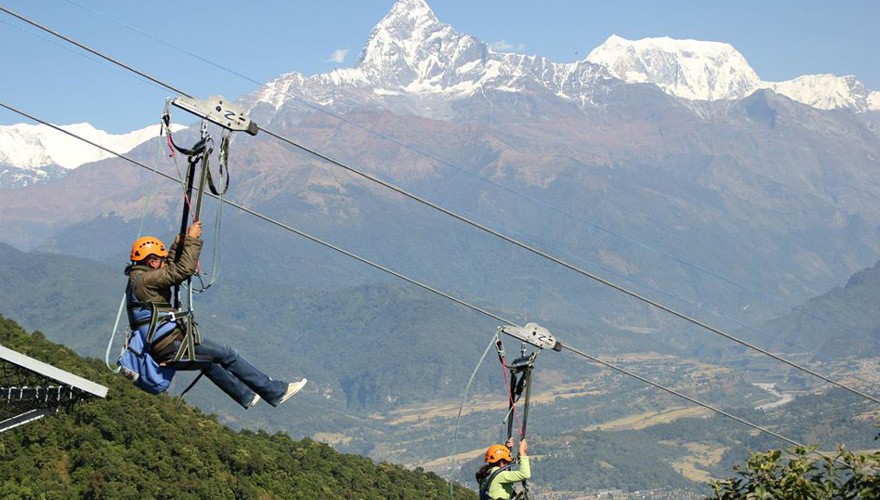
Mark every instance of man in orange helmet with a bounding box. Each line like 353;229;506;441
125;221;306;408
476;438;530;499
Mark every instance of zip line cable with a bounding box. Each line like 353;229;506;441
0;3;877;407
0;5;190;99
0;99;837;463
21;0;861;386
0;14;175;101
56;0;875;353
0;100;506;323
262;132;880;407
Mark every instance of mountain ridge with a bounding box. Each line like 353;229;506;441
587;34;879;111
247;0;878;125
0;122;186;189
3;0;876;181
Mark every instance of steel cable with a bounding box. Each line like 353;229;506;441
0;99;835;462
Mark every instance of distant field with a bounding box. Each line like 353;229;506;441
382;379;604;426
669;442;728;483
584;406;712;431
313;432;353;445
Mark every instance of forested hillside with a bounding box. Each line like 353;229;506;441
0;315;475;499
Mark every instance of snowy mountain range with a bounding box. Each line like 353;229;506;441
0;122;169;169
0;122;183;188
250;0;612;116
250;0;879;121
586;34;880;111
4;2;880;481
2;0;878;182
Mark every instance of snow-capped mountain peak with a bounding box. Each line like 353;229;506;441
359;0;440;69
230;1;880;122
250;0;613;118
0;122;187;189
353;0;485;94
770;74;870;110
585;34;879;111
0;122;179;170
586;35;761;101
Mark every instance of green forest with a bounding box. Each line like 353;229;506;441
3;301;880;498
0;315;476;499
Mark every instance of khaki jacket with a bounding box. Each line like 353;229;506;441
125;235;202;358
127;235;203;308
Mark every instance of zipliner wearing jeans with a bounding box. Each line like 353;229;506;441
125;221;306;408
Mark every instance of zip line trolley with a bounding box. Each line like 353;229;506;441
161;95;259;309
490;322;562;500
495;323;561;442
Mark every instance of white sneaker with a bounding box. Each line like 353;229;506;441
273;378;307;407
247;393;261;409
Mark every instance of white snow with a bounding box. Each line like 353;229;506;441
8;0;877;179
0;122;186;170
249;2;877;118
870;91;880;111
254;74;301;111
587;35;762;101
586;34;876;111
769;74;868;110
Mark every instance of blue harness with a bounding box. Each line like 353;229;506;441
118;279;199;394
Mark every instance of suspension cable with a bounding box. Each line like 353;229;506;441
560;343;814;452
2;4;876;406
262;126;880;408
0;5;190;98
0;99;838;463
60;0;872;354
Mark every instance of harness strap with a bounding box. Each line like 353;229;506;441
162;112;208;158
480;463;514;500
166;318;201;364
174;369;207;408
126;279;197;364
126;300;172;328
205;132;230;196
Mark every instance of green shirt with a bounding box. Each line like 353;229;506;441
486;455;530;500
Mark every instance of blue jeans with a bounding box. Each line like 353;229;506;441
166;336;288;408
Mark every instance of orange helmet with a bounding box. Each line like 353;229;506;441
485;444;512;464
130;236;168;261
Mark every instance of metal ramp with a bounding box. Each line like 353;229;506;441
0;344;108;433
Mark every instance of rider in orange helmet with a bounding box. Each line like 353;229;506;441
476;438;530;499
126;221;306;408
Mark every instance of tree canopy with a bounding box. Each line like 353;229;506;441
709;445;880;499
0;315;475;499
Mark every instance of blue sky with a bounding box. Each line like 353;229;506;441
0;0;877;133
